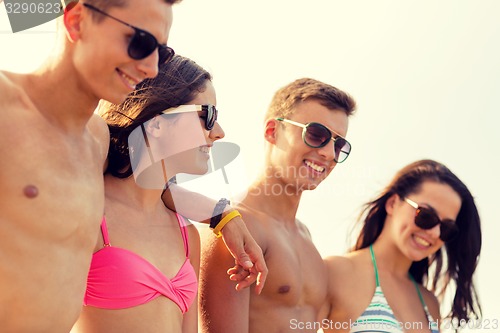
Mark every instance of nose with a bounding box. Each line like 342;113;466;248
425;223;442;241
136;51;160;79
316;139;336;162
209;121;225;141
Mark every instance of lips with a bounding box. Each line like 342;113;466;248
304;159;326;173
412;234;431;247
116;69;140;90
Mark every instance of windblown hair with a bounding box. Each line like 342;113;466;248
265;78;356;120
100;55;212;178
353;159;481;324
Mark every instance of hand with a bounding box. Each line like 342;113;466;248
227;262;252;286
220;215;268;294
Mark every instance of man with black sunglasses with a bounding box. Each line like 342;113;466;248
0;1;177;331
199;78;356;333
0;1;266;332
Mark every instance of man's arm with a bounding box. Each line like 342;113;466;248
162;184;267;293
199;228;252;333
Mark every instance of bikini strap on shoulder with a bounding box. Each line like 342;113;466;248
369;244;380;287
175;213;190;257
100;216;111;247
409;274;427;308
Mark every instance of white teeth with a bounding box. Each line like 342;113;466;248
199;146;210;153
120;72;137;88
305;160;325;173
414;235;430;247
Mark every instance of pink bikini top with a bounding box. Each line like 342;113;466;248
84;214;197;313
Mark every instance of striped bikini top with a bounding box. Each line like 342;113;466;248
350;245;439;333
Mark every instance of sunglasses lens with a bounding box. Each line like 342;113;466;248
334;138;351;163
128;30;158;60
440;221;459;242
415;208;459;242
304;123;331;148
205;105;217;130
414;207;440;230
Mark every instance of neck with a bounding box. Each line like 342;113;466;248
371;237;414;278
242;172;303;224
105;175;164;213
28;53;100;133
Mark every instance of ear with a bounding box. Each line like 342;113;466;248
264;118;279;144
144;116;163;138
385;193;399;217
63;1;84;42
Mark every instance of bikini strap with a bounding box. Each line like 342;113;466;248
369;244;380;287
175;213;190;258
409;274;427;309
100;216;111;247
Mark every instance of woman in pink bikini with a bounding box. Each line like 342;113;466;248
72;55;224;333
323;160;482;333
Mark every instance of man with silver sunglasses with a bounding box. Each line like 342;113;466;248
199;78;356;333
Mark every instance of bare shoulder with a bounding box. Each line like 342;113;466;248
417;285;441;320
87;113;110;166
0;71;31;111
324;250;369;295
186;222;201;244
234;203;268;248
185;222;201;263
295;219;313;239
324;254;356;280
0;70;20;92
88;112;109;138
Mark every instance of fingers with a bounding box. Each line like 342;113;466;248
227;264;249;282
234;266;259;292
242;241;268;294
229;270;250;282
219;214;268;293
234;252;254;270
252;255;268;295
229;251;268;294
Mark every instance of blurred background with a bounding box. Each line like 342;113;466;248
1;0;498;330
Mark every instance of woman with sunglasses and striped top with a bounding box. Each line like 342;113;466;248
322;159;482;333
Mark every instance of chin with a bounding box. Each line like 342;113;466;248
100;93;128;106
305;183;319;191
405;246;432;263
304;178;323;190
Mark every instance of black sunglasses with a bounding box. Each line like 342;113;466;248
404;197;459;242
83;3;175;65
162;104;218;131
276;118;351;163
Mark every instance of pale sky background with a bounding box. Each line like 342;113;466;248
1;0;498;331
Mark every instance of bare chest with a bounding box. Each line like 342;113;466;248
0;119;104;245
258;232;328;308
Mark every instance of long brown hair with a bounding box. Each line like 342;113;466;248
100;55;212;178
354;159;481;323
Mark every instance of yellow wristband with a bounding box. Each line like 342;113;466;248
213;210;241;238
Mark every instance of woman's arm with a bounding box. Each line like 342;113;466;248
182;225;201;333
162;184;268;293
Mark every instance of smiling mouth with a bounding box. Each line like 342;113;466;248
117;69;139;90
304;160;325;173
413;234;431;247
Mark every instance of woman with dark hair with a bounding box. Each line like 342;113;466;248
323;159;481;333
72;55;225;333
